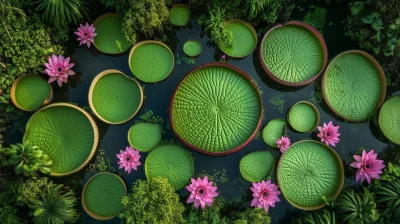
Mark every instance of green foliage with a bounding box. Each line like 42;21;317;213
1;141;52;176
376;178;400;222
0;178;25;224
303;5;327;31
336;188;379;224
120;177;185;224
233;208;271;224
197;7;233;46
294;209;336;224
34;0;89;29
185;197;228;224
381;162;400;182
244;0;293;23
122;0;170;44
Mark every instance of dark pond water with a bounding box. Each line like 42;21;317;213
8;2;400;223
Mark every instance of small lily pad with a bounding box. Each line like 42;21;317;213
288;101;319;133
128;123;162;152
169;4;190;26
240;151;275;182
183;40;202;57
379;96;400;144
262;119;286;148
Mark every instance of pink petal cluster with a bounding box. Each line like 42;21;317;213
116;146;141;174
350;150;385;184
250;180;281;213
43;54;75;87
222;54;226;59
74;23;96;48
276;136;290;153
186;176;219;209
317;121;341;147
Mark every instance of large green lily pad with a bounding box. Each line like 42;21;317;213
128;122;162;152
129;41;174;83
94;14;132;54
277;140;344;210
82;173;127;220
288;101;319;133
379;96;400;144
11;74;52;111
23;103;98;176
218;19;257;58
89;70;143;124
169;4;190;26
260;21;326;86
145;144;194;190
322;51;386;122
240;151;274;182
170;63;262;156
262;118;286;148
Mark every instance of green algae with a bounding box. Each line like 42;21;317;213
303;6;327;31
269;94;285;113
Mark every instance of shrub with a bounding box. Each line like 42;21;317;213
0;178;25;224
233;208;272;224
376;178;400;222
197;7;233;46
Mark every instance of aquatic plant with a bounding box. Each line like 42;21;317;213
381;162;400;182
240;151;274;182
287;101;320;133
317;121;341;147
128;123;162;152
186;176;219;209
262;118;286;148
336;188;379;223
35;0;89;29
120;177;185;224
197;7;233;46
303;5;327;31
378;96;400;144
233;208;271;224
376;178;400;222
169;4;190;26
43;54;75;87
350;149;385;184
1;141;52;176
74;23;96;48
116;146;141;174
250;180;281;212
294;209;336;224
183;40;202;57
276;136;290;153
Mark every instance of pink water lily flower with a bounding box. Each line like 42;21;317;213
250;180;281;213
74;23;96;48
116;146;141;174
222;54;226;59
350;149;385;184
317;121;341;147
276;136;291;153
43;54;75;87
186;176;219;209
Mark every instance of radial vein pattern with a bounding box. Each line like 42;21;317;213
379;96;400;144
171;66;261;154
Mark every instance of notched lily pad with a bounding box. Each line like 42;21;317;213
240;151;275;182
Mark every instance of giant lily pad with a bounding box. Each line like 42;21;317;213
128;122;162;152
379;96;400;144
277;140;344;210
259;21;327;86
82;172;127;220
322;50;386;122
11;74;52;111
89;70;143;124
93;13;132;54
169;4;190;26
145;144;194;190
262;118;286;148
170;63;262;156
287;101;319;133
23;103;98;176
129;40;174;83
218;19;257;58
240;151;274;182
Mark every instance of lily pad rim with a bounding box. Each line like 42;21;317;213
378;95;400;144
276;140;344;210
239;150;275;182
81;172;127;220
183;39;202;57
321;50;386;122
258;20;328;87
262;118;287;148
169;62;263;156
22;102;99;176
88;69;144;125
287;101;320;133
218;19;258;59
128;40;175;83
127;122;162;151
93;13;133;55
11;74;53;112
169;4;191;27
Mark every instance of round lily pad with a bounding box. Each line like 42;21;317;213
277;140;344;210
288;101;319;133
128;122;162;152
93;13;133;54
262;118;286;148
379;96;400;144
218;19;257;58
169;4;190;26
239;151;275;182
128;40;174;83
145;144;194;190
259;21;327;86
23;103;98;176
11;74;52;111
183;40;202;57
89;70;143;124
82;172;127;220
170;63;262;156
322;50;386;122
